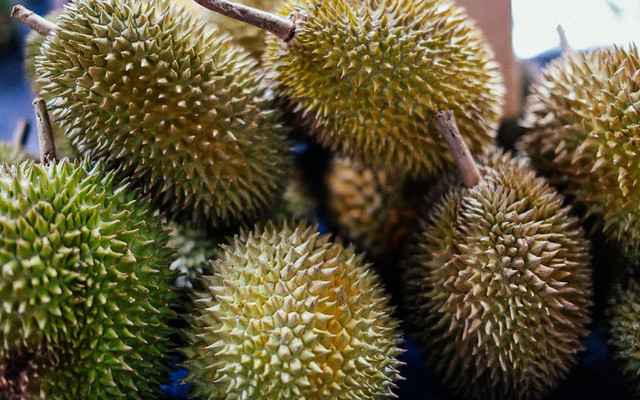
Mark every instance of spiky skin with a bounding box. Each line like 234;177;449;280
173;0;281;60
268;171;316;222
24;11;79;162
609;279;640;397
403;151;593;400
325;156;408;256
0;143;35;166
0;160;177;399
37;0;292;227
520;47;640;255
264;0;503;178
167;226;219;288
185;222;404;399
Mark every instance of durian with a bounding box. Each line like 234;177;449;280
34;0;292;227
0;159;178;398
0;120;35;166
609;278;640;397
325;156;413;256
197;0;504;177
184;221;404;399
23;10;79;161
167;225;219;288
403;150;593;400
268;169;316;222
519;46;640;254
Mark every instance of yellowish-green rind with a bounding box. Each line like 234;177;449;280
325;156;407;256
0;160;178;399
403;151;593;400
519;46;640;255
609;279;640;397
36;0;292;228
184;221;404;399
264;0;504;178
0;142;36;166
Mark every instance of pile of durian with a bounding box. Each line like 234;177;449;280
1;0;639;398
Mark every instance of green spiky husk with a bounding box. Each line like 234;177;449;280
0;142;35;166
167;225;219;288
609;279;640;397
0;160;177;399
519;46;640;255
184;221;404;399
37;0;292;228
325;156;411;256
403;151;592;400
267;170;316;222
264;0;503;178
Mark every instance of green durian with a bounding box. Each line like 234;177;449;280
262;0;503;177
403;151;593;400
175;0;281;60
36;0;292;227
268;169;316;222
325;156;414;256
24;10;79;162
609;278;640;397
184;221;404;399
519;46;640;255
0;159;177;399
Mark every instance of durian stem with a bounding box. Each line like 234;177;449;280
435;110;481;188
193;0;296;41
11;5;56;36
33;98;57;165
12;119;30;148
557;25;573;55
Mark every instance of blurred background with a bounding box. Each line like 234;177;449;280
1;0;639;399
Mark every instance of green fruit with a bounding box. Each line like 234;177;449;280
403;151;593;400
519;47;640;255
268;170;316;222
609;278;640;397
37;0;292;227
0;141;35;166
325;156;413;256
184;221;403;399
167;225;219;288
264;0;503;177
174;0;281;60
0;159;177;399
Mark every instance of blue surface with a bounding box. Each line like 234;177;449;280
0;2;636;399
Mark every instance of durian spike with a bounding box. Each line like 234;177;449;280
33;98;57;165
193;0;295;41
557;25;573;55
435;110;481;188
12;119;30;148
11;5;56;36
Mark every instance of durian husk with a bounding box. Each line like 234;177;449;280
609;278;640;397
184;221;404;399
519;46;640;256
264;0;504;178
403;150;593;400
0;142;35;166
36;0;292;228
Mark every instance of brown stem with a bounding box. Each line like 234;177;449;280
12;119;30;148
557;25;573;55
32;98;57;165
11;5;56;36
193;0;296;41
435;110;481;188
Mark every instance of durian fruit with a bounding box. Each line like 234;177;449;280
519;46;640;255
167;225;219;288
23;10;79;161
36;0;292;227
0;120;35;166
0;159;178;398
184;221;404;399
175;0;281;60
403;150;593;400
608;278;640;398
268;169;316;222
325;155;414;256
251;0;502;177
